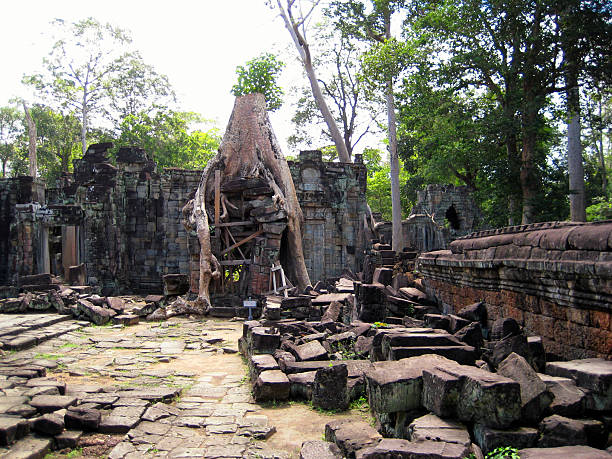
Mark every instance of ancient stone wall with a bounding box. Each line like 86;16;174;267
417;221;612;359
1;147;367;294
0;178;45;287
1;145;202;295
288;150;368;282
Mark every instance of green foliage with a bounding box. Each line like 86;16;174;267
349;395;369;410
371;321;388;329
116;109;220;170
366;158;411;221
486;446;520;459
587;197;612;221
231;53;284;111
0;106;23;177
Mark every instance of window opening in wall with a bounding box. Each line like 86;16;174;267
445;205;461;230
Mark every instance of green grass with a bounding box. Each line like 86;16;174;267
33;353;62;360
59;343;79;349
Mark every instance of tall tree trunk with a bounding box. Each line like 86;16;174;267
520;86;539;224
276;0;351;163
22;103;37;178
383;8;403;252
81;91;88;157
387;82;403;251
567;86;586;221
564;37;586;221
596;88;608;198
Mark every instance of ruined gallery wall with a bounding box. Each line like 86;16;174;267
69;148;202;294
377;184;482;252
417;221;612;359
289;150;368;283
0;177;45;287
1;147;367;294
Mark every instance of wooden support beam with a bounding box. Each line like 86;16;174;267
219;259;251;266
224;227;246;260
220;229;263;256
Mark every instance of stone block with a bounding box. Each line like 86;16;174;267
519;445;611;458
300;440;343;459
249;354;279;379
313;364;348;411
249;327;281;355
0;416;29;446
365;355;454;414
355;438;470;459
422;364;521;429
288;371;316;400
65;406;101;431
29;395;77;413
539;373;588;417
545;358;612;411
325;419;382;457
538;414;607;448
32;412;65;435
253;370;290;402
1;436;52;459
293;340;328;362
473;424;538;454
408;414;470;447
497;352;553;422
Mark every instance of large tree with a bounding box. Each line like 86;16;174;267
117;109;220;170
289;25;378;156
412;0;611;223
332;0;407;251
106;51;176;124
28;105;82;183
24;18;133;157
273;0;352;162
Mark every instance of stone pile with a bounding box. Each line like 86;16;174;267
0;286;185;349
237;276;612;457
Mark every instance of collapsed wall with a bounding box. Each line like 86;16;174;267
417;221;612;359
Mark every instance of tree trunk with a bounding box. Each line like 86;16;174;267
81;91;88;157
565;44;586;221
567;91;586;221
596;86;608;198
276;0;351;163
383;9;403;252
520;87;539;224
22;103;37;178
387;82;403;252
184;94;311;309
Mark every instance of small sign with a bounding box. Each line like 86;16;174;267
243;299;257;320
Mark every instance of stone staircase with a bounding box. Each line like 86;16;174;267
0;314;88;351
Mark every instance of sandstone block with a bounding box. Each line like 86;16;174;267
253;370;290;402
497;352;553;422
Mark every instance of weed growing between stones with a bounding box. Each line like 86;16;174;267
34;353;62;360
466;446;520;459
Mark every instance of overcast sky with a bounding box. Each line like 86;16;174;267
0;0;326;155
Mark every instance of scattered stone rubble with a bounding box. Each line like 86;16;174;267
237;266;612;458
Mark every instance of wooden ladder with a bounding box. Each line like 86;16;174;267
269;262;289;297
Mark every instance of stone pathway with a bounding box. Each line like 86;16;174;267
0;313;87;351
0;315;293;458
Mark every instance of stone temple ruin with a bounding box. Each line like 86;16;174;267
0;94;610;458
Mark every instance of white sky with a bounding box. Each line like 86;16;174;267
0;0;333;155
